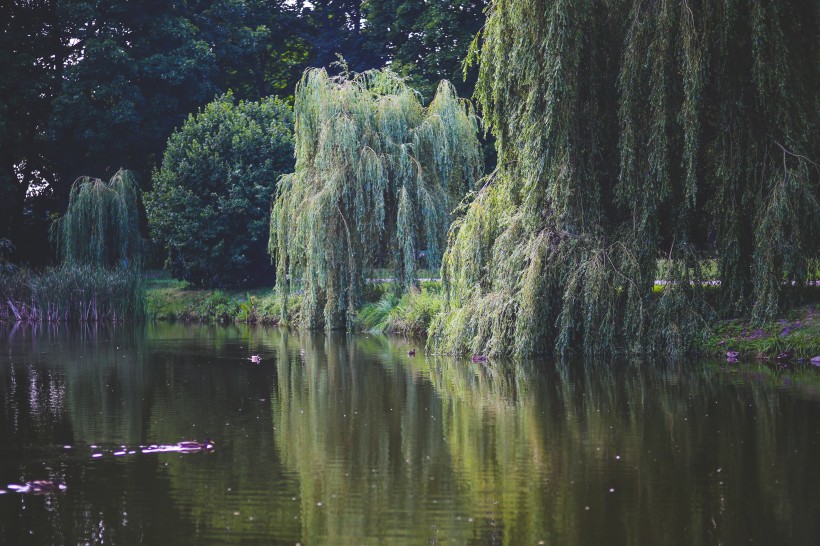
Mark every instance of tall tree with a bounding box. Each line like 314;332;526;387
49;0;219;189
196;0;310;101
293;0;377;72
431;0;819;357
0;0;62;263
270;67;481;330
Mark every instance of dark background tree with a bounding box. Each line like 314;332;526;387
0;0;62;266
196;0;310;100
146;94;293;287
362;0;487;99
1;0;488;269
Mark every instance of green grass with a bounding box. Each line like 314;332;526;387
703;303;820;360
355;282;444;338
144;267;819;361
1;264;144;322
144;275;295;324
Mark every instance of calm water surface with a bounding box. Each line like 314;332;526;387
1;323;818;545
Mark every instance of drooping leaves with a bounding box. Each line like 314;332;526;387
432;0;819;357
270;67;481;330
52;169;145;270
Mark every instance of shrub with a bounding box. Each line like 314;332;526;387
147;93;293;287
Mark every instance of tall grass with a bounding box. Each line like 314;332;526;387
355;285;444;338
0;265;144;323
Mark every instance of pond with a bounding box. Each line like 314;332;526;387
1;323;818;545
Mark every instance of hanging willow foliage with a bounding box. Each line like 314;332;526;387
431;0;819;357
270;67;482;330
52;169;145;269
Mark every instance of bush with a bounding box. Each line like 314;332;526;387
146;93;293;287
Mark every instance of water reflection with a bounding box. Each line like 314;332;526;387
0;324;818;545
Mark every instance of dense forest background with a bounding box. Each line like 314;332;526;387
0;0;487;266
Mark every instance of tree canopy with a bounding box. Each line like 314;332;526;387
362;0;487;99
146;93;294;287
431;0;819;357
270;67;481;330
2;0;489;267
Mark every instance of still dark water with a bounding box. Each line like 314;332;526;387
1;323;819;545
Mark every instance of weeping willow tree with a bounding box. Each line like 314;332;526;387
32;169;148;321
270;67;481;330
431;0;819;357
52;169;145;269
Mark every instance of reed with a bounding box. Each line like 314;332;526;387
0;265;145;323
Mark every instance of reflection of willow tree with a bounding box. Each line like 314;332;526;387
404;355;554;545
272;333;475;544
1;322;150;444
273;333;820;544
540;360;820;545
0;322;190;545
397;350;820;545
0;323;306;545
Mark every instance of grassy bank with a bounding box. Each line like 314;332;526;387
145;276;296;324
146;272;819;362
145;273;441;332
355;282;443;337
702;303;820;361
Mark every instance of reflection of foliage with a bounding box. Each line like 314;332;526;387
3;325;819;544
270;330;820;544
408;355;553;545
146;327;301;544
272;333;477;544
1;323;150;443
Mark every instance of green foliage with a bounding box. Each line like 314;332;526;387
199;0;311;100
356;293;401;334
2;1;310;265
433;0;819;357
146;93;294;287
49;0;220;185
4;168;146;323
355;284;444;337
270;67;482;330
52;170;145;269
388;286;444;338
